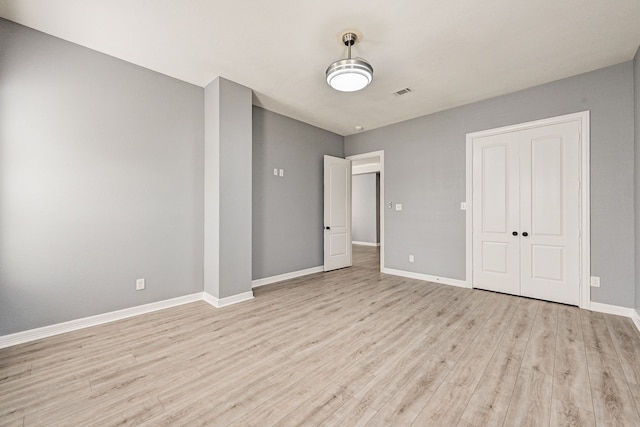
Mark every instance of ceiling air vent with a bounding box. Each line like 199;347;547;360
393;87;412;96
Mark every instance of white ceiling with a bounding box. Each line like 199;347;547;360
1;1;639;136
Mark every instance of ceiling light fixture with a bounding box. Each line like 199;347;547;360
326;32;373;92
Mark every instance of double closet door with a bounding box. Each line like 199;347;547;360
472;120;580;306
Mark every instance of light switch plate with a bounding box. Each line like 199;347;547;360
590;276;600;287
460;202;467;210
279;169;284;177
136;278;145;290
273;168;278;176
395;204;402;211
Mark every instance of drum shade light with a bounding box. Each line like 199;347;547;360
326;33;373;92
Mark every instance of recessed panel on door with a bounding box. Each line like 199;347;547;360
329;233;347;256
531;137;563;236
482;145;508;233
531;245;564;281
481;241;508;273
329;164;347;228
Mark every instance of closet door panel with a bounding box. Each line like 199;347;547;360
472;133;520;295
519;122;580;305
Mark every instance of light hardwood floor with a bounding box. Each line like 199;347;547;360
1;245;640;426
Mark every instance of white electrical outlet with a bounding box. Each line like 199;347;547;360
590;276;600;287
409;255;414;263
395;203;403;211
136;278;145;290
460;202;467;210
273;168;278;176
279;169;284;177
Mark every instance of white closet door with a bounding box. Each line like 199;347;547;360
472;132;520;295
471;119;581;306
519;122;580;305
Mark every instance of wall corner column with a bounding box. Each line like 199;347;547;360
204;77;253;305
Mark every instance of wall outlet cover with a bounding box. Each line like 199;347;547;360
136;278;145;290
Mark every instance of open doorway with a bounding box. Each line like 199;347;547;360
347;151;384;271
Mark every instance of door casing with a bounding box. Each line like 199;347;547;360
347;150;385;272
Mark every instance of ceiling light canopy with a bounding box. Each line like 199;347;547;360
326;32;373;92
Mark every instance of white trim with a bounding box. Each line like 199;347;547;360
352;163;380;175
352;241;380;247
202;291;254;308
578;112;591;310
465;111;591;308
633;310;640;333
0;293;202;349
465;129;473;293
347;150;385;273
589;302;637;318
252;266;323;288
382;268;469;288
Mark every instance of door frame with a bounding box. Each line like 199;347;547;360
347;150;385;272
465;111;591;308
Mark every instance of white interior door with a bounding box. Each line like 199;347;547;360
519;123;580;305
471;119;581;306
472;132;521;295
324;155;352;271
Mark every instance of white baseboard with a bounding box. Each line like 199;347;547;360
0;293;203;349
632;309;640;333
589;302;640;333
252;266;323;288
381;268;469;289
633;309;640;333
202;291;254;308
589;301;637;317
352;241;380;247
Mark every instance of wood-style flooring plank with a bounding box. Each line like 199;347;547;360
604;314;640;387
502;301;559;426
458;298;539;427
409;293;519;426
550;305;595;427
318;397;376;427
581;310;640;426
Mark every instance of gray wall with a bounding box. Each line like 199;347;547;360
352;173;379;244
218;78;253;298
635;47;640;314
0;19;205;335
203;80;220;298
252;107;343;279
346;62;635;308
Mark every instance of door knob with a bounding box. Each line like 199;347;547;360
512;231;518;236
522;232;528;237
